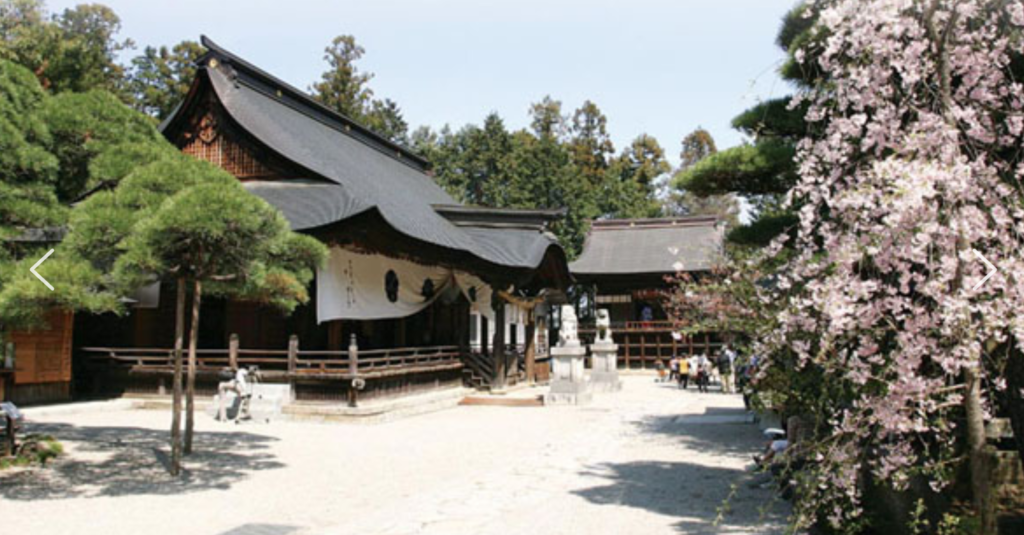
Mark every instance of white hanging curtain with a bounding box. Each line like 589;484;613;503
317;247;454;322
453;271;495;322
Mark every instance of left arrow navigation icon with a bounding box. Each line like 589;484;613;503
31;248;55;291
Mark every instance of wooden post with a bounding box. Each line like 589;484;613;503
524;308;537;383
229;333;239;370
641;334;647;369
348;334;359;407
456;299;469;361
492;294;506;390
287;334;299;374
618;332;626;366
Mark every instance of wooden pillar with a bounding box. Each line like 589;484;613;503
618;330;626;368
481;310;490;357
524;308;537;383
456;299;469;360
641;334;647;369
327;320;344;351
492;294;506;389
287;334;299;374
229;333;239;370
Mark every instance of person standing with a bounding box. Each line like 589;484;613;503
696;353;710;393
719;345;736;394
669;356;680;383
677;355;690;389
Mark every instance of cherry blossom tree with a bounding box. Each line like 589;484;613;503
753;1;1024;532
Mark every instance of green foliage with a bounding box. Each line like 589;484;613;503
0;0;133;97
311;34;409;145
416;98;672;258
675;139;797;197
65;154;235;273
679;127;717;169
0;59;65;316
725;212;798;247
0;60;63;245
115;180;327;312
669;3;819;248
0;252;119;329
127;40;204;120
40;89;166;201
312;35;373;120
667;128;740;227
0;434;62;469
529;95;567;140
569;100;615;187
731;97;808;139
364;97;409;146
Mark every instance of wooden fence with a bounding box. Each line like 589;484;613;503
579;324;722;369
81;335;462;381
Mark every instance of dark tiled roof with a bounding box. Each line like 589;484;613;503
243;180;366;231
570;216;724;275
164;38;567;276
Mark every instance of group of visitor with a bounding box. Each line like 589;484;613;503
656;344;759;396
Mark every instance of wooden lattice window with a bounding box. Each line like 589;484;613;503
180;111;274;179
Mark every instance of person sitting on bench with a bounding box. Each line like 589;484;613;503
217;367;251;422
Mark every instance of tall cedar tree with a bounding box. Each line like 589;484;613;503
311;34;409;145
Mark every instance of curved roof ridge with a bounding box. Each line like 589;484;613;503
199;35;429;170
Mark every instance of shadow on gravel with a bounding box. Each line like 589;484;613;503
574;407;788;533
634;408;764;457
0;421;283;500
574;460;784;534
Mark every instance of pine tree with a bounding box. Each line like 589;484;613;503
672;4;819;247
665;128;739;228
127;40;204;120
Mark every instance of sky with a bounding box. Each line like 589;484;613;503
50;0;798;167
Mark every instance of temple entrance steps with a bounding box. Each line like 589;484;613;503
459;381;545;407
460;351;495;390
460;351;527;391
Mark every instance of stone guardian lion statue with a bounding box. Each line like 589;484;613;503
596;309;612;344
559;305;580;347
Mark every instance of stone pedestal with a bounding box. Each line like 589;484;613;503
589;342;622;392
208;383;292;423
544;345;591;406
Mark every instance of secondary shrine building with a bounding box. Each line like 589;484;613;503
73;36;570;403
570;216;725;368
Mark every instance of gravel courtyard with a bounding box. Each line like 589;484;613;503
0;375;787;535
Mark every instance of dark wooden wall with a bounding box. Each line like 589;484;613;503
9;309;74;404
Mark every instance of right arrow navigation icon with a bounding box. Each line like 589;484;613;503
972;249;996;291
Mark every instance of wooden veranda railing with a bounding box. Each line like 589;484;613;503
81;338;462;381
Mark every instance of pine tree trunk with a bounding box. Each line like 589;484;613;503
965;365;996;535
169;277;186;475
184;278;202;455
